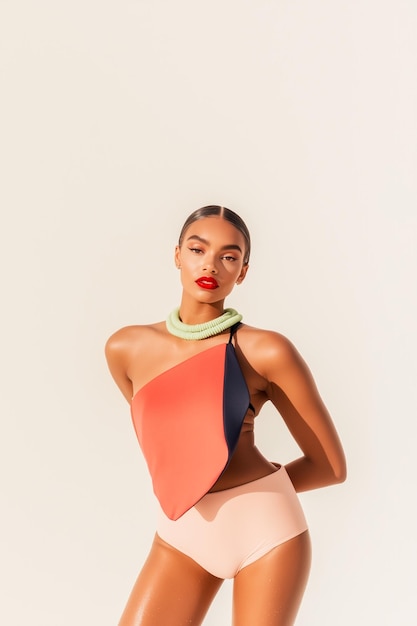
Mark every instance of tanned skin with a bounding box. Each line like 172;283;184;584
106;215;346;626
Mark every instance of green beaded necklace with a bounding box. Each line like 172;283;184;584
166;307;242;340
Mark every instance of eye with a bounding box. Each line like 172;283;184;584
188;247;204;254
221;255;238;262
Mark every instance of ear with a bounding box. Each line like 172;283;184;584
174;245;181;269
236;263;249;285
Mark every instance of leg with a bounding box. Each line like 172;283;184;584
118;534;223;626
232;530;312;626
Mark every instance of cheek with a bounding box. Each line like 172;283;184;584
231;263;245;277
181;254;201;275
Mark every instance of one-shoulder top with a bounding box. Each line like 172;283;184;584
130;324;253;520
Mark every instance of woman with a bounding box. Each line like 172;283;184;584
105;205;346;626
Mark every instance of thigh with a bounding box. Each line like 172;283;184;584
118;534;223;626
232;530;312;626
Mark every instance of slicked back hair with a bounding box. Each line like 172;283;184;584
178;205;251;265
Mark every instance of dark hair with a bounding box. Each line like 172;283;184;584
178;205;251;264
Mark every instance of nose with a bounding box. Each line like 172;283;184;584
202;255;218;274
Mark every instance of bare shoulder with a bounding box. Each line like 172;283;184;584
237;324;304;380
105;321;167;402
105;322;165;365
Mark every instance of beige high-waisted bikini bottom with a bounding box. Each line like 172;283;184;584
156;465;308;580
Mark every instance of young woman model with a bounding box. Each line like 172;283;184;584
105;205;347;626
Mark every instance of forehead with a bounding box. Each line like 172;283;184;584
183;216;245;244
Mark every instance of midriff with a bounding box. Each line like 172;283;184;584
208;430;278;492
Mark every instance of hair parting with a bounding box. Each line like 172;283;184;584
178;205;251;264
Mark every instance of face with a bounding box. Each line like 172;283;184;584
175;216;249;303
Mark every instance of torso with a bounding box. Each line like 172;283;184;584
126;322;278;491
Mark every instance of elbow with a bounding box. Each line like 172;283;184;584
331;456;347;485
333;469;347;485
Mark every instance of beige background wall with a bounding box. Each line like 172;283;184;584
1;1;416;624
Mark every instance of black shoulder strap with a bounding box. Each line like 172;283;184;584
228;321;242;344
227;322;255;414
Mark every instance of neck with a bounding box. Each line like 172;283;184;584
177;298;226;325
166;306;242;341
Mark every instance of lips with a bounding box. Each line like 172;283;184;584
195;276;219;290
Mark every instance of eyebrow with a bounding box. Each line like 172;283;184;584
186;234;243;254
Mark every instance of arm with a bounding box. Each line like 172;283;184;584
105;328;135;404
261;333;347;492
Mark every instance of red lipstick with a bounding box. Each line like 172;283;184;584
195;276;219;290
